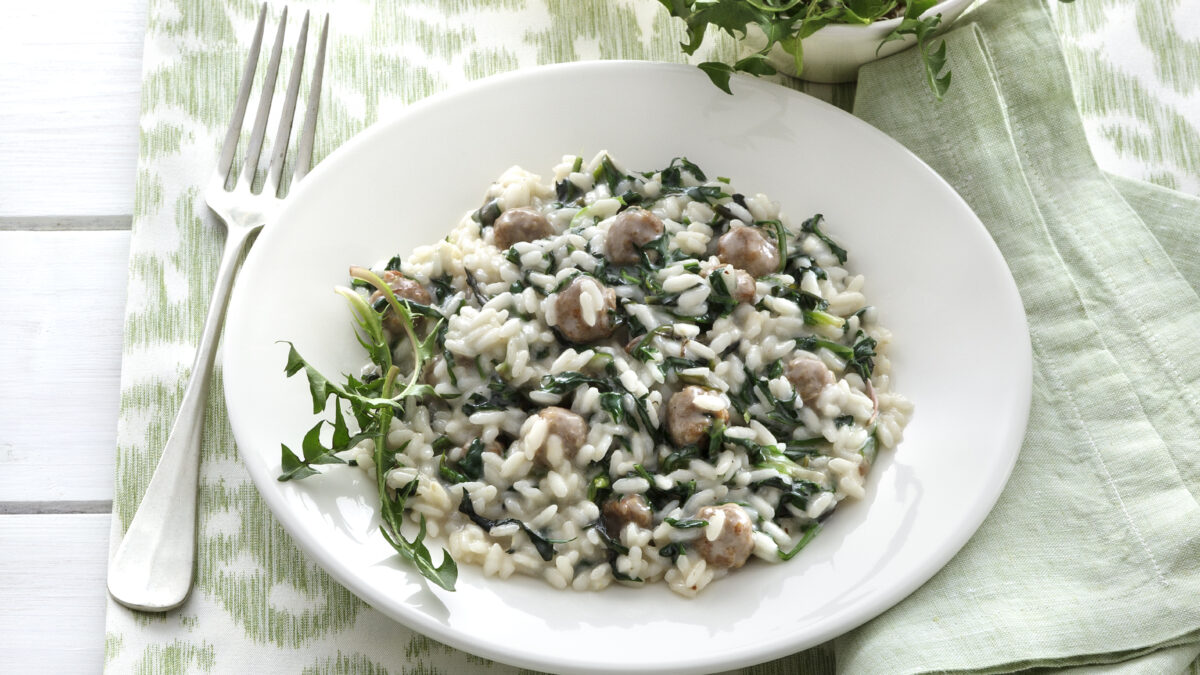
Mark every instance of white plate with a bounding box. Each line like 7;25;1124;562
223;61;1030;674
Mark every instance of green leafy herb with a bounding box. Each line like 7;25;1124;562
588;473;612;503
645;478;698;511
463;270;488;305
438;438;487;484
600;391;627;424
628;324;671;362
460;439;486;480
658;157;707;188
593;154;630;195
785;436;827;460
772;284;829;312
458;492;564;562
795;330;877;379
473;198;502;229
277;268;456;591
593;522;644;583
804;309;845;328
800;214;848;265
779;522;822;561
877;0;949;98
706;270;740;323
556;176;586;205
376;397;458;591
657;0;949;97
658;541;687;564
438;455;469;484
665;517;709;529
662;445;701;473
278;413;350;482
754;475;823;518
538;370;607;394
463;374;526;415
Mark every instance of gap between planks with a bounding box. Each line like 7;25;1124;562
0;215;132;231
0;501;114;515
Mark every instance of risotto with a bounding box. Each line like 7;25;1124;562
281;152;912;596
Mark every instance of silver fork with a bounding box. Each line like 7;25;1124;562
107;3;329;612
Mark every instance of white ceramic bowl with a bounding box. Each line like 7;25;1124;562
744;0;975;83
222;61;1030;674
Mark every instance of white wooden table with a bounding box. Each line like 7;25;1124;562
1;1;146;671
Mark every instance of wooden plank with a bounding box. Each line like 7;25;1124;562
0;513;109;672
0;0;147;218
0;231;129;503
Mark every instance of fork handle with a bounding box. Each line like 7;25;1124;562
107;225;256;612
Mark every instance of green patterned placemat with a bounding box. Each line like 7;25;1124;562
105;1;1200;673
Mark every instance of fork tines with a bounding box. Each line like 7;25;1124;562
215;3;329;198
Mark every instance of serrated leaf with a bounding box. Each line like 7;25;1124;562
921;37;950;100
692;2;768;37
880;7;948;99
745;0;806;12
278;444;320;481
934;66;951;99
845;0;897;20
733;54;778;77
698;61;735;95
331;404;350;449
905;0;939;17
283;342;337;414
279;422;346;482
839;7;872;25
300;421;326;462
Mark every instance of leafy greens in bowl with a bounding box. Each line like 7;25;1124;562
661;0;1069;96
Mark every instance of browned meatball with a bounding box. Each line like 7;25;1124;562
370;270;432;334
528;406;588;464
602;494;653;534
554;277;616;344
707;265;757;304
786;357;835;407
666;386;729;447
493;207;554;249
606;208;664;264
717;226;780;278
694;504;755;569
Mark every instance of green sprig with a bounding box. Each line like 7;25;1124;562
657;0;976;99
277;267;457;591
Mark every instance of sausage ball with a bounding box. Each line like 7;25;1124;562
602;494;653;535
493;207;554;249
606;208;664;264
717;226;780;278
666;386;730;448
553;277;617;344
370;270;432;335
786;357;835;407
694;503;755;569
525;406;588;465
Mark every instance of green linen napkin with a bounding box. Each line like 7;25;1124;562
104;0;1200;673
838;0;1200;672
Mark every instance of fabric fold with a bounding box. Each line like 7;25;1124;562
838;1;1200;673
